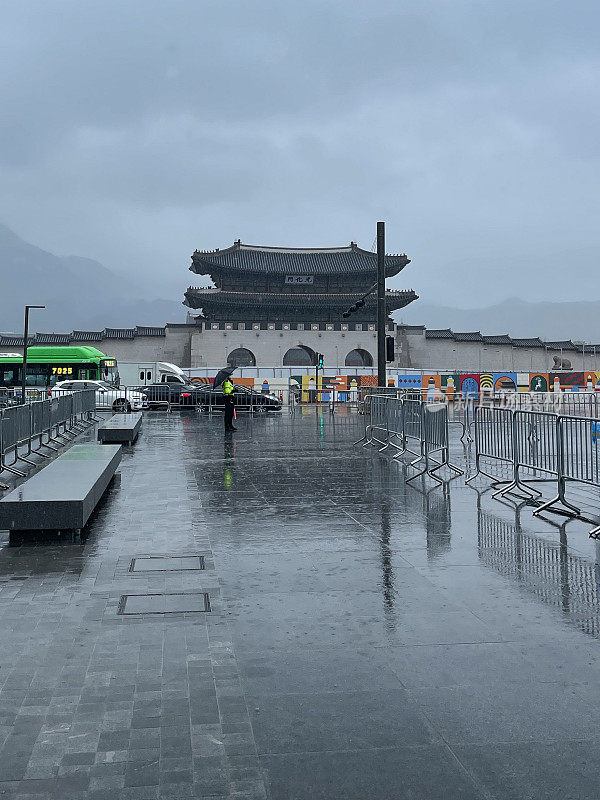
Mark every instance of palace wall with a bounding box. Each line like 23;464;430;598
190;327;381;369
4;324;597;372
402;328;594;372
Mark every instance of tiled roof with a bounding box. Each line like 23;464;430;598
35;333;72;344
184;288;417;311
135;326;166;337
425;329;454;339
545;340;578;351
453;331;483;342
190;241;410;277
511;337;545;348
482;335;512;345
72;331;103;341
0;335;35;347
0;328;172;346
104;328;136;339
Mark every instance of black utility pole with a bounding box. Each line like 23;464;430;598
20;305;45;404
377;221;386;387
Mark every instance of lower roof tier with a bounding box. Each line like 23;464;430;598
184;287;418;322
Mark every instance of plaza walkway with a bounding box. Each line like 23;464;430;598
1;408;600;799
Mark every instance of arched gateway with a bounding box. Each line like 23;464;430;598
345;348;373;367
283;346;316;366
227;348;256;367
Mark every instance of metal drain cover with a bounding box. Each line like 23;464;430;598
129;556;205;572
118;593;211;615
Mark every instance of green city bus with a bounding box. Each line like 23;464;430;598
0;346;119;388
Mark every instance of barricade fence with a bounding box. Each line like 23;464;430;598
467;404;600;536
353;389;600;443
355;395;463;484
0;390;96;488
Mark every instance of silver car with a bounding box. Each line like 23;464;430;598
50;380;148;411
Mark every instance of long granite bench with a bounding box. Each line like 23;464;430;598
98;412;142;446
0;444;121;538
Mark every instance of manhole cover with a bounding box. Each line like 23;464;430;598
129;556;205;572
117;593;211;615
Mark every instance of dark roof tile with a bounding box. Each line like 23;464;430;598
545;340;578;351
104;328;136;339
72;330;103;341
135;326;166;337
512;337;544;348
35;333;72;344
453;331;483;342
482;334;512;345
425;329;454;339
191;241;410;277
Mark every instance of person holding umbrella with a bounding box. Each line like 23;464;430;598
213;366;237;432
222;377;237;431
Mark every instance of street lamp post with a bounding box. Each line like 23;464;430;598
376;221;386;388
21;305;45;404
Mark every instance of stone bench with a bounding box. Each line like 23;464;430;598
0;444;121;538
98;412;142;446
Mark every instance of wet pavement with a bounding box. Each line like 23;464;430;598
1;407;600;798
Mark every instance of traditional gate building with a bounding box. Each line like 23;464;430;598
184;240;417;367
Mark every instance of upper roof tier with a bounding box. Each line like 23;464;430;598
190;241;410;277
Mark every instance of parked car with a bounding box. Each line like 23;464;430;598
50;380;148;412
138;382;282;411
135;382;197;407
195;384;282;412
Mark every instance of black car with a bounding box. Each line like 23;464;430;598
139;382;282;412
137;382;197;407
194;384;282;412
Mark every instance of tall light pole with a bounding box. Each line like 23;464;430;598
21;305;45;404
377;221;386;387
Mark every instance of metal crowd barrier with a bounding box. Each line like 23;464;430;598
356;394;463;483
0;390;96;488
468;404;600;536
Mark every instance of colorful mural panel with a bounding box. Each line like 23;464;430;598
548;372;584;391
423;374;442;401
397;374;423;389
517;373;530;392
441;374;459;401
480;373;493;391
529;373;548;392
360;375;378;387
459;374;480;397
493;373;517;391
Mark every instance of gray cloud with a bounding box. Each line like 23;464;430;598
0;0;598;307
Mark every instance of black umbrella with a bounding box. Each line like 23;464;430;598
213;366;236;389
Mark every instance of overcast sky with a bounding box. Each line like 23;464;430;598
1;1;598;308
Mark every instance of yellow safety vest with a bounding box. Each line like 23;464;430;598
223;380;234;396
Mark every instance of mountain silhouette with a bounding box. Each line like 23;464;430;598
0;224;185;333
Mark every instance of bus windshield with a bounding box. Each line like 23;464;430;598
99;358;118;386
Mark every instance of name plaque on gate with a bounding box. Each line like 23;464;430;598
284;275;314;285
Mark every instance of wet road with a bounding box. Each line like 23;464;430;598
1;408;600;798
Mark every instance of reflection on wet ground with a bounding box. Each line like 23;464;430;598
1;407;600;798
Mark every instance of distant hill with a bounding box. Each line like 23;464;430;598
0;224;185;332
395;297;600;343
